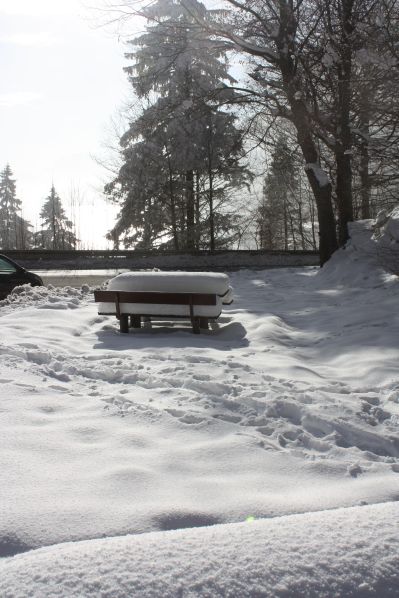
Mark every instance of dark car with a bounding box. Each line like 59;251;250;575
0;254;43;300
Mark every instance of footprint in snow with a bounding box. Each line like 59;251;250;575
213;413;242;423
179;414;204;424
166;408;204;425
48;384;69;392
347;463;363;478
15;382;37;391
166;408;186;418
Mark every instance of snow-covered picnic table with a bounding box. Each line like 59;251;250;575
94;271;233;333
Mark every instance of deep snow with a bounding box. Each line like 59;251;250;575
0;214;399;596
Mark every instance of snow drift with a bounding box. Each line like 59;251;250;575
1;502;399;597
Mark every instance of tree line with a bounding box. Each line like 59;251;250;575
0;165;78;251
105;0;399;264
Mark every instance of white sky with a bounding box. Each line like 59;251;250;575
0;0;137;248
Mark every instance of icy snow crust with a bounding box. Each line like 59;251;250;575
0;217;399;594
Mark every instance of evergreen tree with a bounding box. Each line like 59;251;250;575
0;164;32;249
34;185;78;250
257;137;298;250
257;136;316;251
106;0;251;250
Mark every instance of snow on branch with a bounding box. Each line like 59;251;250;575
180;1;278;63
304;163;330;188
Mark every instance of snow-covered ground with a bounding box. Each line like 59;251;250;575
1;214;399;596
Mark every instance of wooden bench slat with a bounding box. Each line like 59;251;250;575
94;290;217;306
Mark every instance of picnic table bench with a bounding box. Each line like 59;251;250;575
94;271;233;334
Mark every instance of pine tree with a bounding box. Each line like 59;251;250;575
258;137;296;250
35;185;78;250
106;0;251;250
257;136;316;251
0;164;32;250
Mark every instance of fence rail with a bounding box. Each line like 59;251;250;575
3;248;319;259
1;248;320;270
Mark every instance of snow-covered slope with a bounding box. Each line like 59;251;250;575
0;212;398;595
1;502;399;597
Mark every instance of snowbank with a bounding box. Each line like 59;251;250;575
0;282;91;310
1;502;398;597
321;207;399;279
374;206;399;245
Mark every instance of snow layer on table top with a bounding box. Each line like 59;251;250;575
107;270;231;295
100;271;233;315
1;501;398;597
0;209;399;593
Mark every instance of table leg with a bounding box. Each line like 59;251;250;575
119;314;129;333
130;315;141;328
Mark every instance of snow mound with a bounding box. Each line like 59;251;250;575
319;207;399;284
373;206;399;245
0;283;91;311
1;502;398;597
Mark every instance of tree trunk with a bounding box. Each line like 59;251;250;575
185;169;195;249
52;201;57;250
142;199;152;249
208;168;215;251
167;156;179;250
335;0;355;245
291;102;338;263
335;148;353;244
289;209;297;250
305;166;338;264
359;139;370;219
205;123;216;252
359;96;371;219
297;189;306;250
283;195;288;250
195;171;200;249
277;3;338;265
